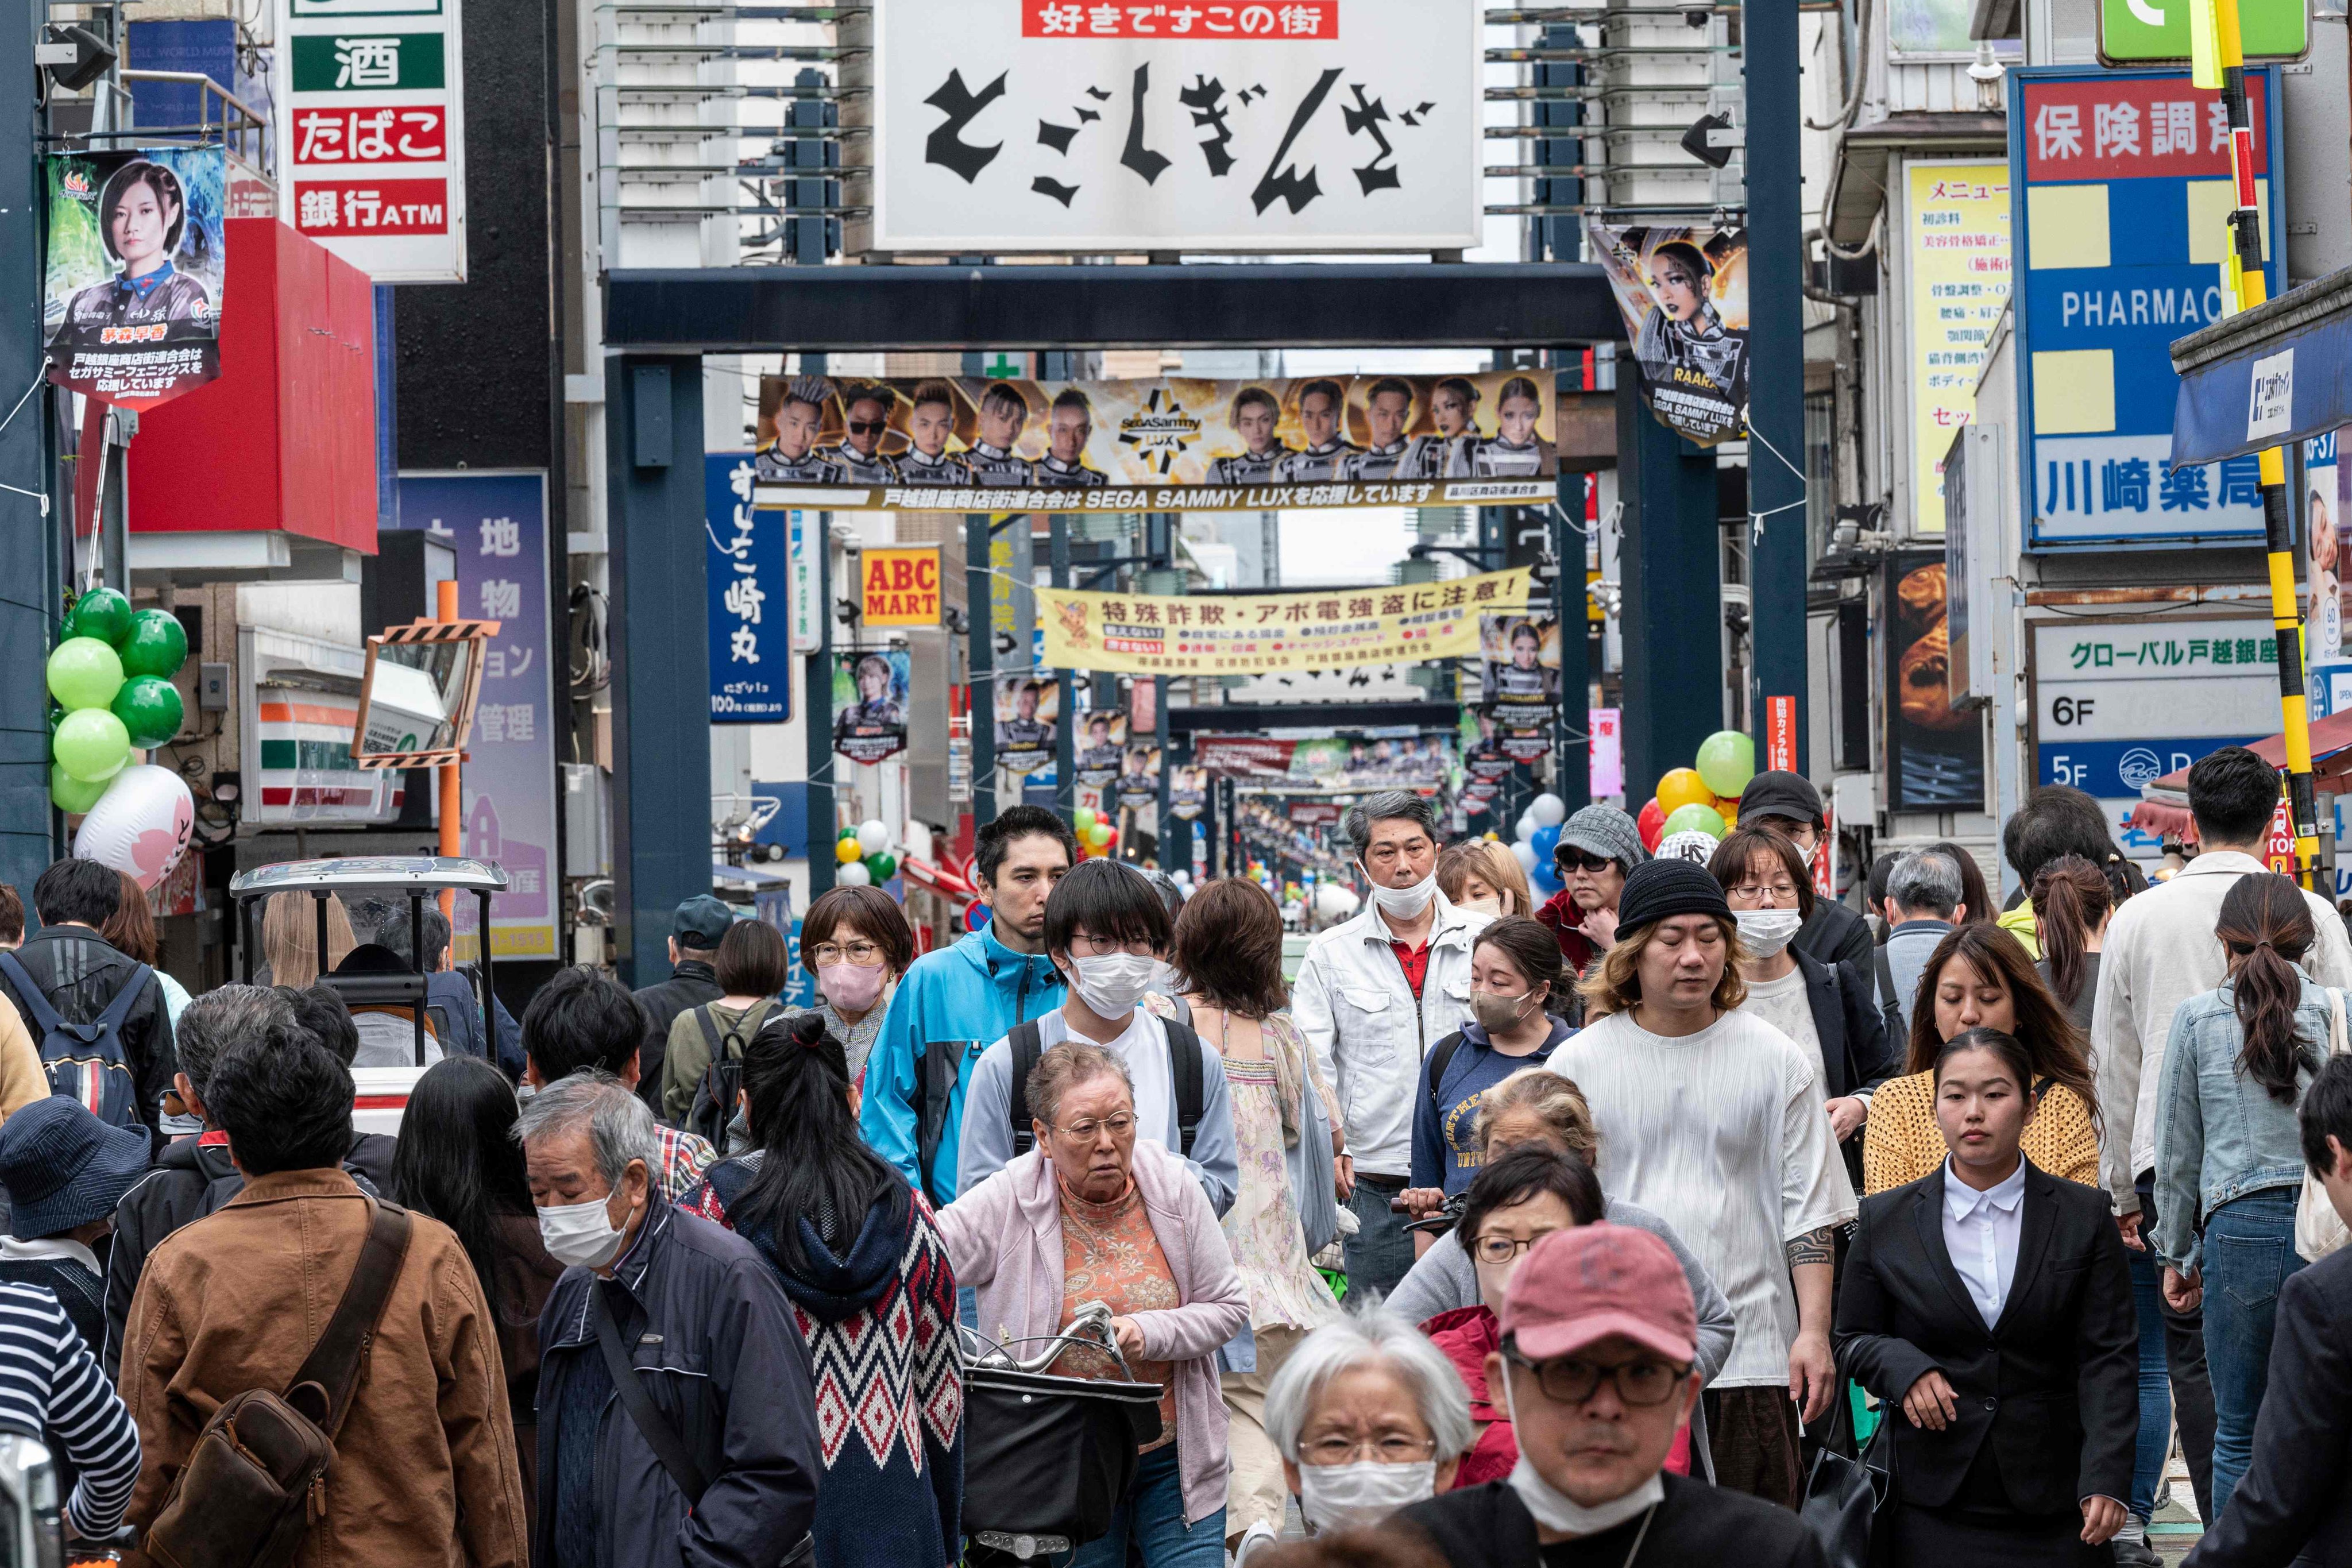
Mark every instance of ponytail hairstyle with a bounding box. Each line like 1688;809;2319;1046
2030;853;2113;1009
2215;873;2319;1105
728;1011;908;1269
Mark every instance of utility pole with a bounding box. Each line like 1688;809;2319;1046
964;511;994;829
1746;0;1809;772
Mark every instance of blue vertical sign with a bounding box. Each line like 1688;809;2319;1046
2011;67;2283;549
706;453;789;722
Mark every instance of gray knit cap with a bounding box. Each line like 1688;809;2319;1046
1557;804;1649;872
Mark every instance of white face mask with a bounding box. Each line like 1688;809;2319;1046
160;1110;205;1139
1063;951;1160;1017
538;1192;632;1270
1733;909;1805;959
1296;1458;1438;1534
1500;1374;1666;1536
1362;864;1438;920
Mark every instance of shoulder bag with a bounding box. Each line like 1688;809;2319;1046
2293;987;2350;1262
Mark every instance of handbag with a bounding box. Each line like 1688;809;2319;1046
2294;987;2351;1262
141;1200;414;1568
1799;1413;1893;1568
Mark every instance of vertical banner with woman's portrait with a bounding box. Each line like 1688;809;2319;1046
833;650;910;765
1588;222;1750;446
1481;612;1559;762
992;671;1058;776
45;146;227;408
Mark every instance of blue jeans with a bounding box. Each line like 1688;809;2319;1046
1070;1443;1225;1568
2202;1187;2305;1521
1342;1178;1415;1301
2126;1241;2173;1519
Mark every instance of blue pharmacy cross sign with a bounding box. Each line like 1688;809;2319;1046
706;453;790;723
2009;66;2283;549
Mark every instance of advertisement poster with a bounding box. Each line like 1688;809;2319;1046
2307;431;2342;663
278;0;468;283
705;454;788;723
1590;706;1624;799
1114;746;1162;810
1907;163;2011;535
1168;764;1206;820
1481;612;1560;713
1885;556;1986;810
1074;698;1130;789
44;147;226;409
869;0;1478;253
834;650;911;764
392;472;558;959
859;546;943;627
1194;732;1455;791
752;372;1558;512
992;670;1058;775
1464;713;1517;783
1041;566;1531;676
1589;222;1749;445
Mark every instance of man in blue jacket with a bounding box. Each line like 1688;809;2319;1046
859;805;1076;1206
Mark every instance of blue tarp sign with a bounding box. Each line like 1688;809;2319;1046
706;453;790;723
2010;67;2283;548
2173;308;2352;469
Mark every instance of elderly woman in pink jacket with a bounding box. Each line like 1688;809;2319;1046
937;1039;1250;1568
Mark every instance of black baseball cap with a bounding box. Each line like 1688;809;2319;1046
1737;770;1825;829
673;895;735;949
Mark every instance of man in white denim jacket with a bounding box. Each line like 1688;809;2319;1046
1291;791;1492;1299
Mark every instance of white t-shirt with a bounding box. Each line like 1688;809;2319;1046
1549;1006;1857;1387
1742;968;1822;1081
1027;1008;1173;1154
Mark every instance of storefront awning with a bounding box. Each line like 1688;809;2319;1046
2129;706;2352;844
2171;264;2352;469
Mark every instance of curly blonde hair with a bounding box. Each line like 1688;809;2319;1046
1473;1067;1600;1163
1576;914;1748;1019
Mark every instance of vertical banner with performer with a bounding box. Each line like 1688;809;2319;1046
45;146;227;408
992;671;1058;775
833;650;911;764
1073;697;1129;789
1588;221;1750;445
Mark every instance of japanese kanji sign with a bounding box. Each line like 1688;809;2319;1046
860;546;944;627
705;455;789;723
1907;163;2010;535
863;0;1477;252
1038;567;1532;677
2009;67;2280;548
43;146;226;410
277;0;466;281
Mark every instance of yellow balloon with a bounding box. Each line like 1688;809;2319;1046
1717;800;1740;828
1656;767;1713;817
835;836;860;864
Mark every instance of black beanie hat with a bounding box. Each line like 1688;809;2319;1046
1614;856;1735;935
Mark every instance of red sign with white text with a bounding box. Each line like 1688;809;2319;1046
1022;0;1337;38
1766;696;1797;773
2266;797;2298;875
2019;75;2269;182
293;107;449;167
291;179;451;236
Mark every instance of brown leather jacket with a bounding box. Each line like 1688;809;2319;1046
119;1168;530;1567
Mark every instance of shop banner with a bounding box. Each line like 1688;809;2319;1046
860;546;943;627
2308;431;2342;663
705;455;789;723
1590;707;1624;798
1906;163;2011;535
1589;222;1749;445
835;650;911;764
1198;732;1454;791
1194;735;1296;775
392;472;558;959
753;372;1558;513
868;0;1478;253
45;147;226;409
1886;556;1986;812
1040;566;1533;675
992;670;1059;775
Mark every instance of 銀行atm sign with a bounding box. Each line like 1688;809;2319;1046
861;547;943;626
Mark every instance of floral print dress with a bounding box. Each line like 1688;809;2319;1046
1207;1010;1340;1333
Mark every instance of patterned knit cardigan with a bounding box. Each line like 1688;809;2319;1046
682;1156;964;1568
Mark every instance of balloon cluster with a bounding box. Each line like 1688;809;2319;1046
1072;806;1118;857
45;589;196;890
1633;730;1754;852
1508;793;1570;897
833;819;899;886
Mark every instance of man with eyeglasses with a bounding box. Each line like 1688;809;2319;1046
1396;1225;1826;1567
1536;804;1648;976
1736;770;1873;968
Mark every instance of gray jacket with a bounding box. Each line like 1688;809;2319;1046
2153;976;2334;1274
1881;920;1953;1040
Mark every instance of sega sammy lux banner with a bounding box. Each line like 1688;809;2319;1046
45;146;227;409
1589;221;1750;447
751;370;1559;513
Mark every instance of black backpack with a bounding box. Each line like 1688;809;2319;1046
1005;1016;1206;1160
685;1004;759;1148
0;951;148;1129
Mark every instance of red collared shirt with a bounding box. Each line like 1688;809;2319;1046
1389;939;1431;999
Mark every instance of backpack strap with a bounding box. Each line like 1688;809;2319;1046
1425;1030;1467;1116
0;951;65;1039
284;1199;414;1437
591;1280;709;1504
1006;1019;1047;1157
1165;1018;1205;1158
692;1005;724;1060
95;963;153;1036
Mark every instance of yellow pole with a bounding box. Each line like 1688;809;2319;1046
437;578;461;920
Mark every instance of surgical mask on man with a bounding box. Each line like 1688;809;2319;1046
1063;952;1160;1017
1361;865;1438;920
1471;987;1543;1037
1500;1374;1666;1536
159;1110;206;1140
538;1194;632;1270
1296;1458;1439;1534
1733;909;1804;959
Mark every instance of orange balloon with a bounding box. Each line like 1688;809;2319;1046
1656;767;1713;817
1718;800;1740;828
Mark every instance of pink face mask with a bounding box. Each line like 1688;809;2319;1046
817;960;887;1013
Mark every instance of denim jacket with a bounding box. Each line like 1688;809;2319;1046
2152;975;2335;1273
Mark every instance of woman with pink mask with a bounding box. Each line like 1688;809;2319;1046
789;884;914;1088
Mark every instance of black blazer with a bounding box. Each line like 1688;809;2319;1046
1834;1159;2137;1516
2185;1248;2352;1568
1796;948;1901;1103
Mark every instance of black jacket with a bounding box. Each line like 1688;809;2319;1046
102;1134;382;1384
0;926;175;1145
1795;895;1874;971
1397;1473;1826;1568
631;960;722;1112
1835;1160;2137;1516
1795;948;1901;1185
2184;1248;2352;1568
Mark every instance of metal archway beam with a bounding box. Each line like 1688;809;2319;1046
601;261;1626;354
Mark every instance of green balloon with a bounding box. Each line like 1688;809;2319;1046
119;609;188;678
47;638;123;712
1660;802;1729;841
865;852;898;882
49;763;108;816
1694;729;1756;800
65;588;132;648
113;675;183;749
53;708;129;784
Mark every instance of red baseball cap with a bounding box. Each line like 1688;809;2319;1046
1499;1223;1697;1365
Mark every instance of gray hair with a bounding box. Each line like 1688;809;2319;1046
1888;849;1963;920
1026;1041;1134;1130
176;983;297;1101
513;1071;661;1188
373;902;452;968
1343;790;1440;859
1265;1304;1475;1462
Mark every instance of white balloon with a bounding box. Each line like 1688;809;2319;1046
856;818;890;855
73;764;194;891
1515;814;1538;843
1509;840;1539;873
836;862;874;887
1314;883;1361;921
1530;793;1567;827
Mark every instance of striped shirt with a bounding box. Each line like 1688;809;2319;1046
0;1281;138;1537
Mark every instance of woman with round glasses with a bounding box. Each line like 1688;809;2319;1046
786;884;914;1086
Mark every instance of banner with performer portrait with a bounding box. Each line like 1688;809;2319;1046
1073;696;1129;790
45;146;226;408
751;370;1559;513
833;650;910;765
992;671;1059;776
1168;765;1207;821
1589;221;1749;446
